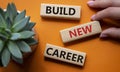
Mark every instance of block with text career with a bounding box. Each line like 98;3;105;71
44;43;86;66
40;3;81;20
60;21;102;43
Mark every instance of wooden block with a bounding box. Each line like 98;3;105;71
40;3;81;20
60;21;102;43
44;43;86;66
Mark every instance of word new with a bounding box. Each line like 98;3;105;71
69;25;92;38
40;3;81;20
44;43;86;66
60;21;102;43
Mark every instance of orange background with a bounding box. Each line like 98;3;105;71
0;0;120;72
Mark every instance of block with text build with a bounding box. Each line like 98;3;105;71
40;3;81;20
60;21;102;43
44;43;86;66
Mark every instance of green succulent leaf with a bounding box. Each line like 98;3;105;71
10;33;21;40
19;31;34;39
2;31;10;37
0;27;5;32
8;41;22;59
10;3;17;16
14;10;26;24
0;29;11;40
0;8;5;18
10;31;34;40
1;48;11;67
6;3;12;21
17;41;31;52
6;3;17;22
12;16;30;32
0;39;4;53
5;29;11;35
24;22;35;30
25;38;38;45
0;14;7;28
0;28;11;40
12;56;23;64
0;33;8;40
6;17;12;28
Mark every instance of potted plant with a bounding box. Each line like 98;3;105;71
0;3;38;67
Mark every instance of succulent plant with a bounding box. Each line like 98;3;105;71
0;3;38;67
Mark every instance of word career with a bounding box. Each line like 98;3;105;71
60;21;102;43
44;43;86;66
40;3;81;20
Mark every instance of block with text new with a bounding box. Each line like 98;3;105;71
60;21;102;43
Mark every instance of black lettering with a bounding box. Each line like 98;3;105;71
60;50;66;59
66;52;72;60
69;8;75;15
63;7;68;15
77;55;83;63
46;48;53;55
52;49;59;57
46;6;52;14
72;54;77;62
59;7;63;15
53;6;59;14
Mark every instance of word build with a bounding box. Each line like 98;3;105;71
44;43;86;66
40;3;81;20
60;21;102;43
